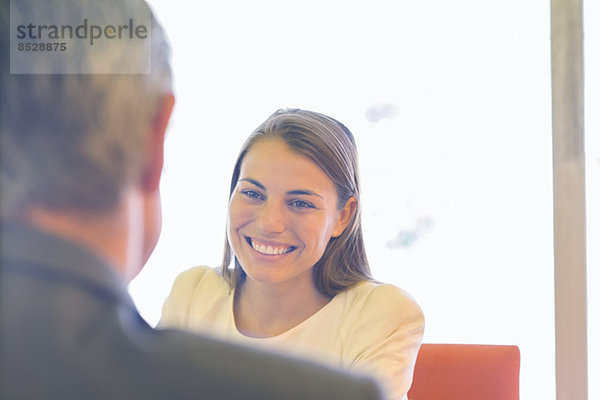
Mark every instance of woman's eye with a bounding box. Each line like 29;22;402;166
241;190;262;200
290;200;314;209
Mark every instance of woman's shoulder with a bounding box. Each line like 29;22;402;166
337;281;425;400
172;265;223;283
341;280;424;326
346;280;420;307
160;266;231;328
170;266;230;297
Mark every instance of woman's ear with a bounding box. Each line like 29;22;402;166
331;197;357;238
141;93;175;192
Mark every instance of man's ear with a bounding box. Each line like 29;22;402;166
141;93;175;192
331;197;357;238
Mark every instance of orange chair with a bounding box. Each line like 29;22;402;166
407;343;520;400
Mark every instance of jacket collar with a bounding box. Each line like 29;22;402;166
1;222;135;309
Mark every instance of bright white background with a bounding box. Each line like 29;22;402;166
130;1;598;399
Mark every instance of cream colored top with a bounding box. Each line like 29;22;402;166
160;266;425;400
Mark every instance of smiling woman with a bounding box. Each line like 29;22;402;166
159;109;425;400
223;109;366;296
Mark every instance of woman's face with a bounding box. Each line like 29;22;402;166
228;138;354;288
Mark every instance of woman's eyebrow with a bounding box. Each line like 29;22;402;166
240;178;324;199
239;178;265;190
286;189;324;199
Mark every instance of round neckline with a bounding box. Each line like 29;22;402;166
228;286;343;340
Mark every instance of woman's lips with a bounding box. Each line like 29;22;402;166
245;237;296;256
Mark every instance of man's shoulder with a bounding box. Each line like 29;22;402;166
100;315;386;400
1;266;383;400
150;327;385;400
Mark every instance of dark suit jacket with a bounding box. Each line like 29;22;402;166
0;224;383;399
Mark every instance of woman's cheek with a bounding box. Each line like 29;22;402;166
229;196;255;228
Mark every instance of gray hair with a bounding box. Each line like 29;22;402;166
0;0;172;217
221;109;373;297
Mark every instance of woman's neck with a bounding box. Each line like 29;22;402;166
234;275;331;338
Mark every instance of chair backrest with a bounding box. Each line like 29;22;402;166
407;343;520;400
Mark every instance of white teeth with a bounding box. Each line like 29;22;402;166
251;239;291;255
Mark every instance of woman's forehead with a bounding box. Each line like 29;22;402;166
240;139;335;194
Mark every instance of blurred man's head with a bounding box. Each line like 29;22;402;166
0;0;174;278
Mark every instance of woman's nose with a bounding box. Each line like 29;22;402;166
256;200;286;234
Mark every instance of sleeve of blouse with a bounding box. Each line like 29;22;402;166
157;266;210;329
346;284;425;400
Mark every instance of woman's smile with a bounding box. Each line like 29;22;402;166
245;236;297;256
